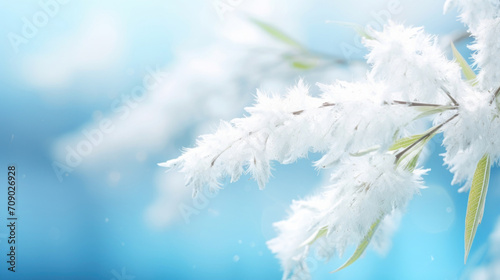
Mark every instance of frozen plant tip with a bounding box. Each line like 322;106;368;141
160;1;500;278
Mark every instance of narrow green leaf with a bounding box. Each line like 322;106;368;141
390;125;439;171
331;21;374;40
451;42;477;84
464;154;491;264
300;226;328;247
397;142;427;172
291;61;316;70
389;124;439;151
405;150;422;172
251;18;304;50
332;218;381;273
389;133;426;151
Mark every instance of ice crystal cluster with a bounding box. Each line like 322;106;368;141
160;0;500;278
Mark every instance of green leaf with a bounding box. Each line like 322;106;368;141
290;60;316;70
300;226;328;247
464;154;491;264
331;21;374;40
389;133;426;151
251;18;304;50
397;143;427;172
405;149;422;172
451;42;477;85
389;124;438;151
332;218;381;273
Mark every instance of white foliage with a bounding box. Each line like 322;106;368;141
444;0;500;33
445;0;500;91
314;81;418;168
441;90;500;191
440;0;500;190
365;22;463;104
161;79;418;196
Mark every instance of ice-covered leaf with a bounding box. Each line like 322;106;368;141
300;226;328;247
451;42;477;85
414;105;457;120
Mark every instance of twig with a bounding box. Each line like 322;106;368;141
490;86;500;105
440;87;459;106
391;100;456;108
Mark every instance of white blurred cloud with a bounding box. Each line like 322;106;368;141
144;172;192;229
50;0;370;230
21;11;124;89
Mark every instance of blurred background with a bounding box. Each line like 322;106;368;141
1;0;499;279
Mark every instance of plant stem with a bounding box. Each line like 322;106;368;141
391;100;457;108
441;87;459;106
